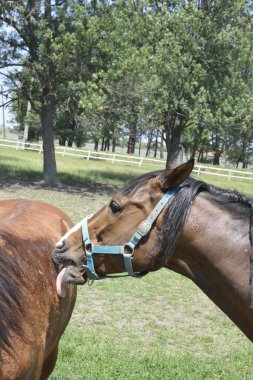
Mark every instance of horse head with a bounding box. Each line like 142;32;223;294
52;160;194;288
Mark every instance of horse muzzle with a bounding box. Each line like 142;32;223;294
52;240;87;288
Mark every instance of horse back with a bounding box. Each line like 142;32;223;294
0;199;76;380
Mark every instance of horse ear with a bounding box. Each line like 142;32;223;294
159;159;194;189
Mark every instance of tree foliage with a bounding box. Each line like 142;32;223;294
0;0;252;179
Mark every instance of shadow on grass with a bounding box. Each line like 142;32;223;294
0;163;140;196
0;163;42;182
59;169;138;186
0;156;23;163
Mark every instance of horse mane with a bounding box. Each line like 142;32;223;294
163;177;253;260
122;171;253;293
0;232;25;354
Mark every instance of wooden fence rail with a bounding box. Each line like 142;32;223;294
1;138;253;181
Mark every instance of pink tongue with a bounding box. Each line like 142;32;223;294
56;267;67;298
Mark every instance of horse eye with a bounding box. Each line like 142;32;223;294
109;201;121;214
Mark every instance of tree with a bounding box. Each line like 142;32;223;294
0;0;90;184
1;0;252;172
0;1;56;183
128;0;252;166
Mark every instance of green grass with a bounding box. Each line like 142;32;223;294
47;271;253;380
0;147;158;187
0;147;253;379
0;147;252;196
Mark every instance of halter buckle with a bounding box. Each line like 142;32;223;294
137;220;152;236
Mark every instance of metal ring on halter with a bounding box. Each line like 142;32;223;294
124;243;135;256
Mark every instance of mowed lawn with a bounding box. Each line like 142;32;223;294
1;147;253;379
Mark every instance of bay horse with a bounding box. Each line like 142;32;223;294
53;159;253;342
0;199;76;380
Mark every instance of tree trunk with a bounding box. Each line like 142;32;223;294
198;149;204;162
127;135;135;154
154;129;159;158
160;132;164;159
146;131;153;157
190;147;197;161
41;102;58;185
94;138;99;151
213;152;221;165
101;137;105;151
67;120;75;147
241;141;249;169
23;101;31;143
164;112;184;168
112;138;116;152
75;138;82;148
40;1;58;185
138;135;142;156
127;124;137;154
104;138;110;151
211;132;222;166
165;133;181;167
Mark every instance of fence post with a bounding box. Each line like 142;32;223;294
197;165;201;175
39;143;43;154
87;150;91;160
63;147;66;157
139;157;143;167
112;154;116;163
16;141;20;150
228;170;232;181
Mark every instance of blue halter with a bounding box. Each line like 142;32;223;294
82;185;184;280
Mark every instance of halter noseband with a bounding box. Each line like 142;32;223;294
82;185;184;280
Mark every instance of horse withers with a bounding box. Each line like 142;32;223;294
0;199;77;380
53;160;253;342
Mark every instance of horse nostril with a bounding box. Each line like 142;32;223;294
55;240;67;252
56;240;64;249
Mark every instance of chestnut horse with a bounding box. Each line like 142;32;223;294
53;160;253;342
0;199;76;380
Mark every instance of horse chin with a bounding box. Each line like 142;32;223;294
62;265;87;285
56;265;87;298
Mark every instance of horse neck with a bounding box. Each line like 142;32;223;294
165;191;253;341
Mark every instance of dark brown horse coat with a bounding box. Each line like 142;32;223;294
0;199;76;380
53;160;253;343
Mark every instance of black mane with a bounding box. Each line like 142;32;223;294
122;171;253;292
163;176;253;261
0;232;25;354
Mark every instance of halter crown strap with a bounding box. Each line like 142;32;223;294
82;184;185;280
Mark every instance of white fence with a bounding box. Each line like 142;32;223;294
1;138;253;181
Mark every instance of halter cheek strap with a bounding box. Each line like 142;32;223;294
82;185;185;280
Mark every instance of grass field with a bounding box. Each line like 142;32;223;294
1;147;253;379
